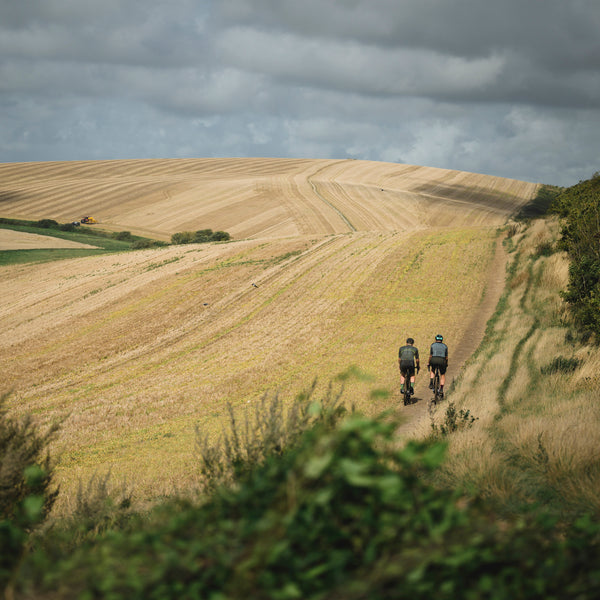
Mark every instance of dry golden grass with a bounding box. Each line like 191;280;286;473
0;157;539;511
426;218;600;514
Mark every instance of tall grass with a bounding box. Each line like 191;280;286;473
425;218;600;517
195;380;348;493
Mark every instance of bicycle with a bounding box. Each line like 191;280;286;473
431;365;442;405
401;369;413;406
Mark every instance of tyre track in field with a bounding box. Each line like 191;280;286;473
14;234;350;396
307;161;357;232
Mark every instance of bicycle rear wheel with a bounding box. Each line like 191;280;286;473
402;370;412;405
433;368;441;404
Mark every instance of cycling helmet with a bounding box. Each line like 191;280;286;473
435;334;443;342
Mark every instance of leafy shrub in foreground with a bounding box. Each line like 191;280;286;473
18;411;600;599
0;394;60;592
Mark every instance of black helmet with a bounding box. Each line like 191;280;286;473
406;337;414;344
435;334;443;342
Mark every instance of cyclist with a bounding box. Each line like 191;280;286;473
428;334;449;397
398;337;420;396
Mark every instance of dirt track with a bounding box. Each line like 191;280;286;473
0;158;537;502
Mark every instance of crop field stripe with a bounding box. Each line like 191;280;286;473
307;161;357;232
69;234;371;385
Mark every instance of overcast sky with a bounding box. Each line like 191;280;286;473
1;1;599;187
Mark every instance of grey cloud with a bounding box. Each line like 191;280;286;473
0;0;598;187
0;0;208;67
218;0;600;62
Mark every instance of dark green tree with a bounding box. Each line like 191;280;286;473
552;172;600;338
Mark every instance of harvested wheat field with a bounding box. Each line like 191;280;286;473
0;158;538;508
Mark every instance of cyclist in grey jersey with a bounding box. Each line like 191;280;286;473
428;334;449;396
398;337;420;395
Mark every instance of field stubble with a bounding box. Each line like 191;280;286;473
2;227;501;508
0;157;539;510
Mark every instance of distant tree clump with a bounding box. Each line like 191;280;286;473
35;219;60;229
113;231;133;241
171;229;231;245
552;172;600;339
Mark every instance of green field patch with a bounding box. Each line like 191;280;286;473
0;219;164;265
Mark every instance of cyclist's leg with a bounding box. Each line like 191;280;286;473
439;361;447;393
431;358;444;393
400;363;412;392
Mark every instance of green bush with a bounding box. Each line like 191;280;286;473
430;401;477;437
196;381;347;492
0;394;60;591
193;228;213;243
113;231;133;241
210;230;231;242
552;172;600;339
171;229;232;245
35;219;59;229
170;231;196;245
17;407;600;599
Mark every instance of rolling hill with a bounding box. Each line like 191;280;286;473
0;158;538;505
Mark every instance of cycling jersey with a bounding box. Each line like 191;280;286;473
399;344;419;364
399;344;419;379
430;342;448;359
429;342;448;374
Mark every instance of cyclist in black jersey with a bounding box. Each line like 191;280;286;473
398;337;420;396
428;334;448;397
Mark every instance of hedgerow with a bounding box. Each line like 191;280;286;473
7;395;600;599
552;172;600;339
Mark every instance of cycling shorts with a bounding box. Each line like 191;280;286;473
400;362;416;377
429;356;447;375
